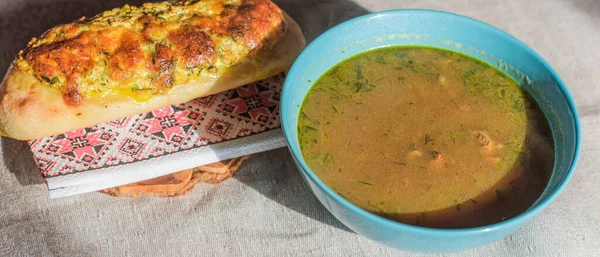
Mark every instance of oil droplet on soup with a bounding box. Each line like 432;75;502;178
297;47;554;229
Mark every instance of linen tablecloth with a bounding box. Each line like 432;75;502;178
1;0;599;256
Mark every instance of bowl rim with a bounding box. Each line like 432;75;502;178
281;9;581;235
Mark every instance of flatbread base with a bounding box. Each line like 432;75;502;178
0;13;304;140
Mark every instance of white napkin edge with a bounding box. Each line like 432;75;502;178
46;129;287;198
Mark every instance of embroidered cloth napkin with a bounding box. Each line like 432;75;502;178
26;73;287;198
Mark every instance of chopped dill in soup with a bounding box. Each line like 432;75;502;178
297;46;554;228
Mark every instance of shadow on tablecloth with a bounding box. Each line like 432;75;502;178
1;138;42;185
236;148;353;232
273;0;370;42
566;0;600;17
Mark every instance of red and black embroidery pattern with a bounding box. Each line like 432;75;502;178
28;73;285;178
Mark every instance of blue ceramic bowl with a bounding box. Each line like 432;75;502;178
280;10;580;253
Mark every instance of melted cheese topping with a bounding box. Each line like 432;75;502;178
15;0;285;106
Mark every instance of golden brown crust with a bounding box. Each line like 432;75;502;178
228;0;285;49
150;43;176;89
168;26;216;69
0;12;305;140
14;0;286;107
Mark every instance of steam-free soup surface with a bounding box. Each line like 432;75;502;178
298;47;554;228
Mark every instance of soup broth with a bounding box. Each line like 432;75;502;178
297;47;554;228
